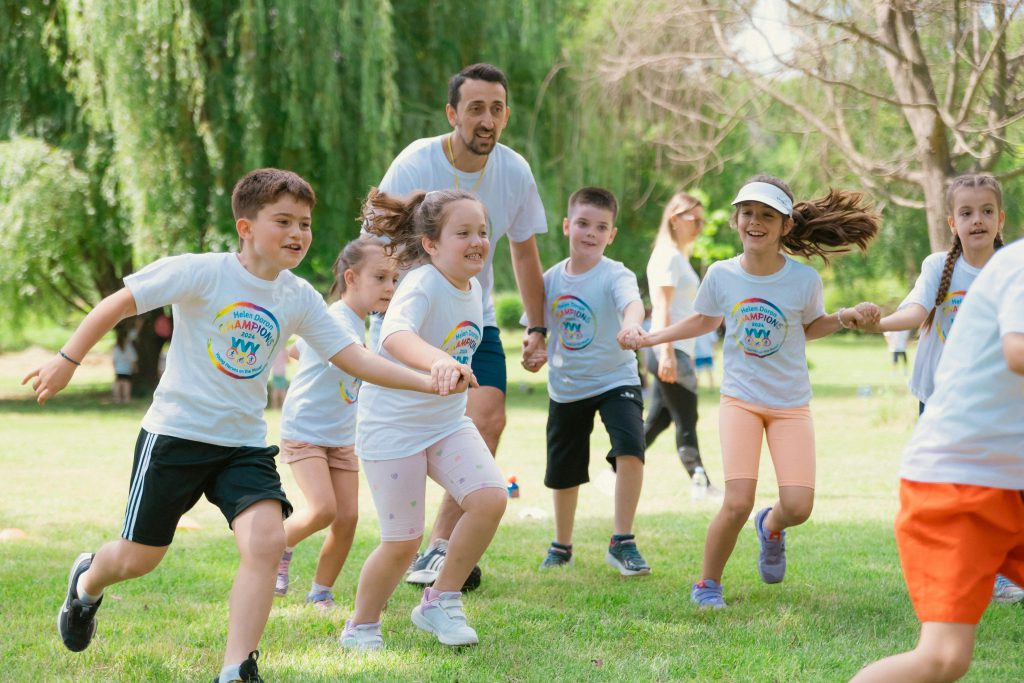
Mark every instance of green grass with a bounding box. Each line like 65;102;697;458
1;335;1022;681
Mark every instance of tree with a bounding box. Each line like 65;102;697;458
591;0;1024;251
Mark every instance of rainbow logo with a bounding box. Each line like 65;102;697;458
441;320;481;364
341;378;361;405
207;301;281;379
730;297;787;358
935;290;965;343
552;295;596;351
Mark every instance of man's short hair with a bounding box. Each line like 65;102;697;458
231;168;316;220
447;63;509;109
568;186;619;221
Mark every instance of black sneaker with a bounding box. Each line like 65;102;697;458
461;564;482;592
605;534;651;576
406;540;448;586
211;650;264;682
539;543;574;570
57;553;102;652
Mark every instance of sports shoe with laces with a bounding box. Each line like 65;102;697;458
406;540;448;586
210;650;263;682
539;543;573;569
339;620;384;650
605;534;651;576
410;590;479;646
306;589;336;611
993;575;1024;604
274;550;293;597
58;553;102;652
755;507;786;584
691;579;726;609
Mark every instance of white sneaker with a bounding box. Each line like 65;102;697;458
410;591;479;646
339;620;384;650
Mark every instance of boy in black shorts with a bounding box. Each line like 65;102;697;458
24;169;459;682
531;187;650;575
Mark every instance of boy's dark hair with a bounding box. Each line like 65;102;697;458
231;168;316;220
568;186;619;221
448;63;509;109
360;188;486;269
731;174;878;263
922;173;1005;332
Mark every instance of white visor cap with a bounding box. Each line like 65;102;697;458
731;181;793;216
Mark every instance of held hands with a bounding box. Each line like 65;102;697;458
430;357;477;396
839;302;882;331
22;354;78;405
617;325;648;351
521;329;547;373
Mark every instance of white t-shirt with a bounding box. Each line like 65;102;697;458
125;253;359;447
900;251;982;402
900;240;1024;489
378;134;548;327
112;343;138;375
280;301;365;446
884;329;911;353
536;257;642;403
647;242;699;356
694;255;825;408
356;265;482;460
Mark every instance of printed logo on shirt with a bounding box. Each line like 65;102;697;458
553;295;596;351
441;321;482;364
730;297;788;358
207;302;281;379
935;290;966;343
341;378;362;405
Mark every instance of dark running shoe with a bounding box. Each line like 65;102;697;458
406;540;448;586
211;650;264;682
539;543;574;570
461;564;483;592
57;553;102;652
605;534;651;576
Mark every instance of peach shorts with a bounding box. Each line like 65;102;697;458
718;395;815;488
896;479;1024;624
279;439;359;472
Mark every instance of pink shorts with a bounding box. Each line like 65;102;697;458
280;439;359;472
361;427;505;541
718;395;815;488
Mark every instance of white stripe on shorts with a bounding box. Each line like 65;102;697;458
122;430;157;540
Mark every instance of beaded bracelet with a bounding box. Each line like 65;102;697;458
58;349;82;366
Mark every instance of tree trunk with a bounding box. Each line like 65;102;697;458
132;309;168;397
920;162;952;253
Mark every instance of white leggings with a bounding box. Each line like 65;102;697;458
361;427;505;541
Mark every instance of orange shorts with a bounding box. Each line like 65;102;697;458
279;439;359;472
896;479;1024;624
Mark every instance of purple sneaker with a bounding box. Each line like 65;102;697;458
306;589;336;611
755;507;786;584
274;550;292;597
690;579;726;609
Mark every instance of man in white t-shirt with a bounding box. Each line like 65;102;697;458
381;64;549;588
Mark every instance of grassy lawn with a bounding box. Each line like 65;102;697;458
1;336;1021;681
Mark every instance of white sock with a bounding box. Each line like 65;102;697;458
311;581;332;595
76;576;101;604
285;546;295;553
219;663;241;683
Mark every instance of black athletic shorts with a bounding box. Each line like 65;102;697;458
120;429;292;546
545;385;645;489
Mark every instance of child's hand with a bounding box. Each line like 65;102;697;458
617;324;645;350
430;358;475;396
22;354;78;405
845;302;882;332
450;365;478;394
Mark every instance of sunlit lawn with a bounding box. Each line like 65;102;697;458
1;335;1021;681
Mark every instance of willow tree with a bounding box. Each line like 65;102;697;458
591;0;1024;251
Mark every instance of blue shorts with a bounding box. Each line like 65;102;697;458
471;326;507;393
695;356;713;370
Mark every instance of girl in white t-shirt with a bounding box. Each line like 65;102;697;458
864;174;1006;414
340;188;507;650
273;237;399;610
632;174;880;609
111;325;138;404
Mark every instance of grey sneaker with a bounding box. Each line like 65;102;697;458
274;550;293;597
691;579;726;609
406;540;447;586
339;620;384;650
410;590;479;646
58;553;102;652
539;543;573;570
306;589;336;611
755;507;786;584
993;575;1024;604
605;534;651;576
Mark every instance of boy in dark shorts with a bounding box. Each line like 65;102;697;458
24;168;461;682
531;187;650;575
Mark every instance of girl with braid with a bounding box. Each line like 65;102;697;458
865;173;1005;415
628;174;881;608
863;173;1018;604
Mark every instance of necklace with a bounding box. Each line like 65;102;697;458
447;134;488;193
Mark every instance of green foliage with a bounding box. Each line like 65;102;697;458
493;291;524;330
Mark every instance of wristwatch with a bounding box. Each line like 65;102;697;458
527;326;548;338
